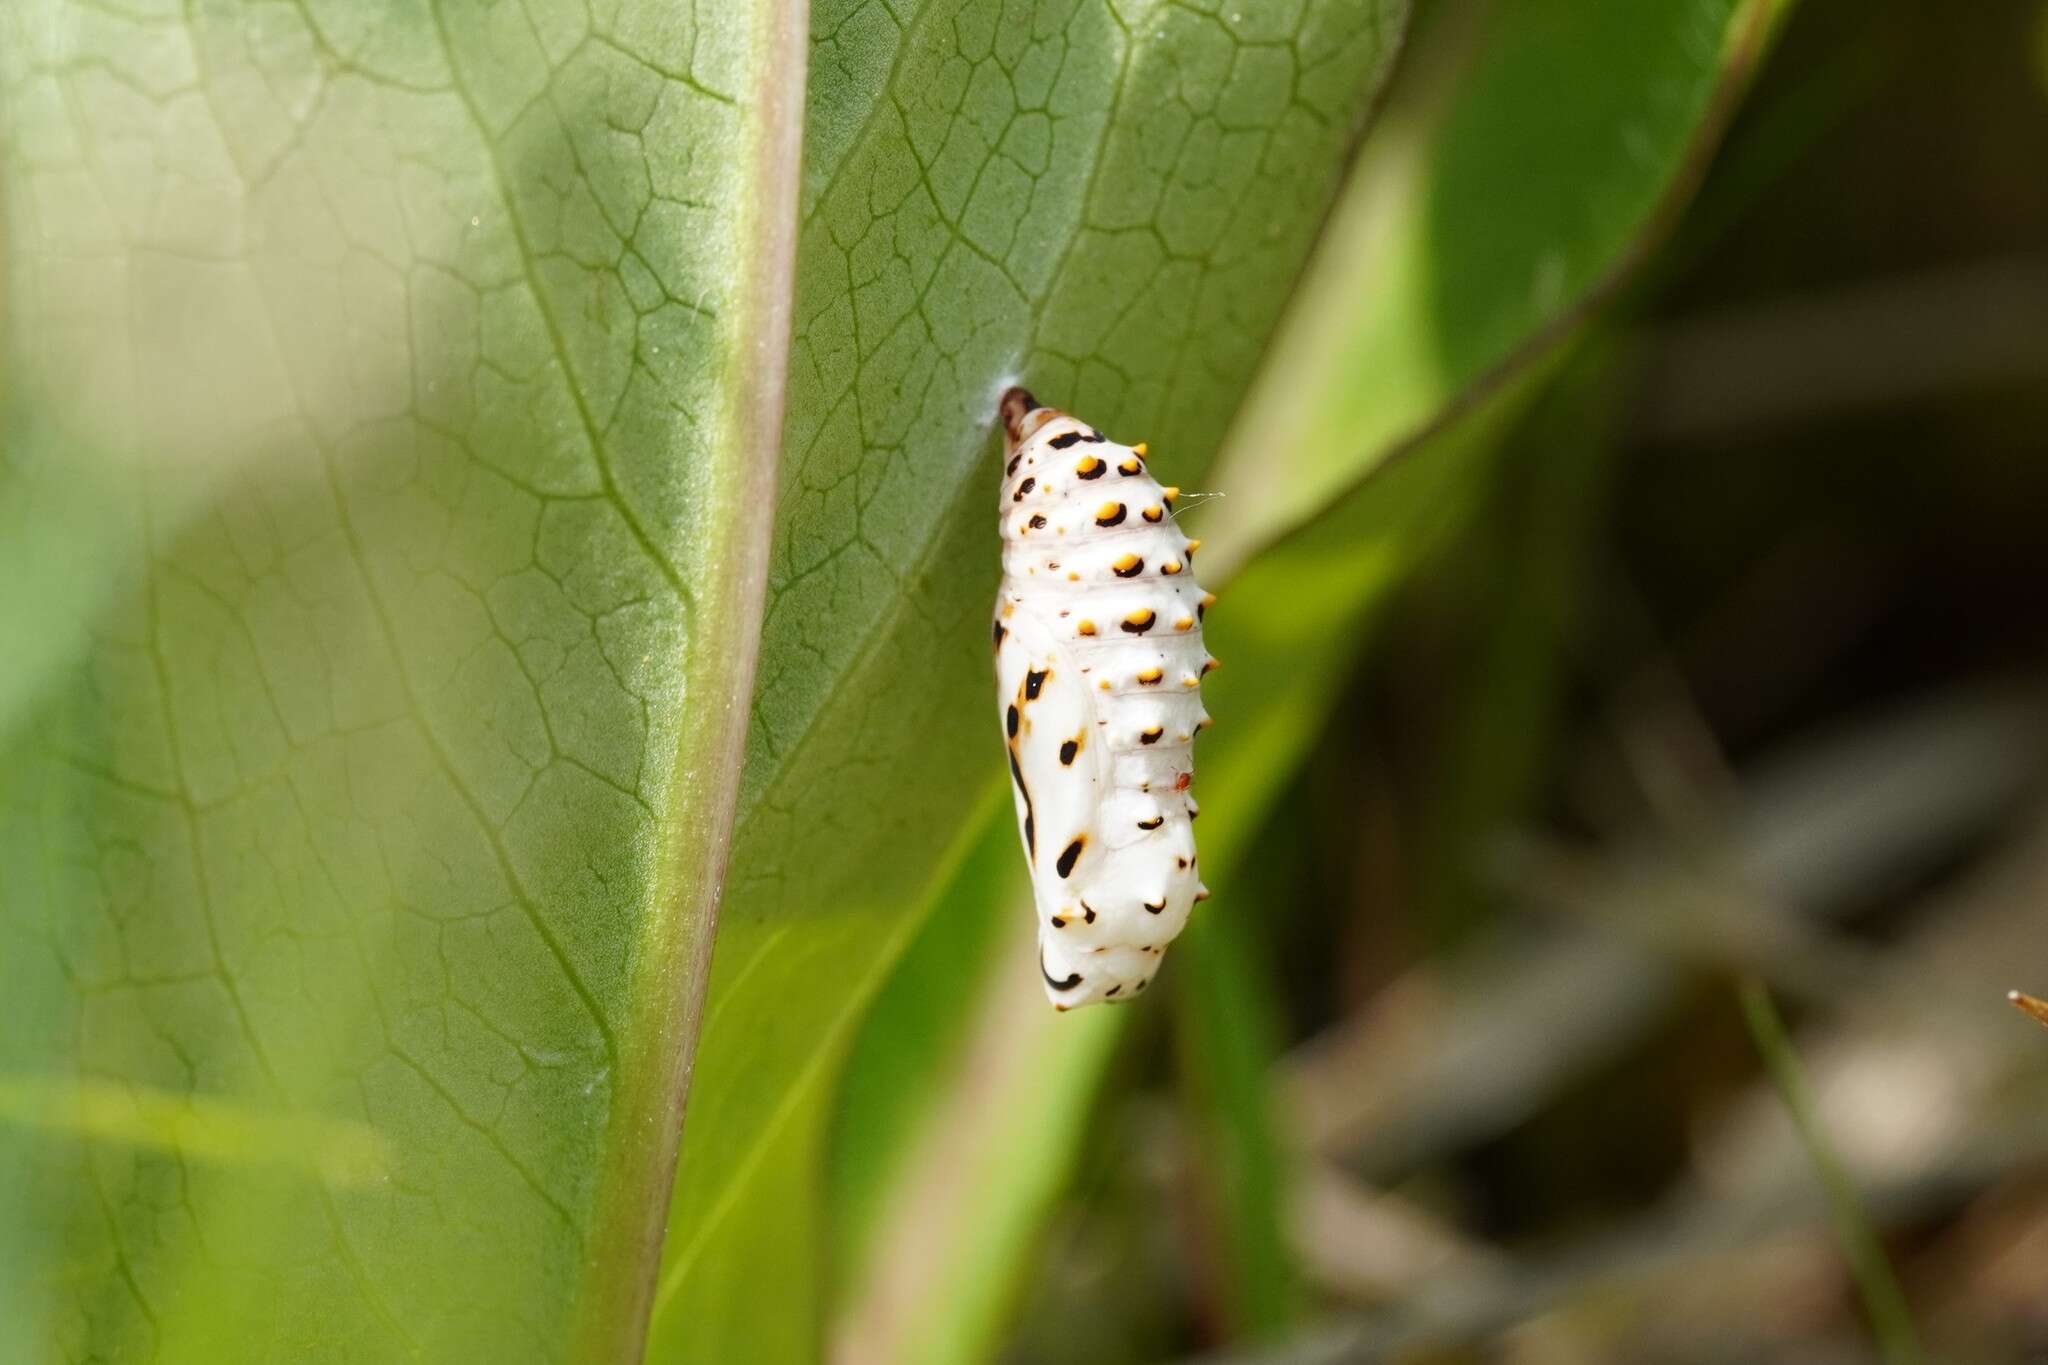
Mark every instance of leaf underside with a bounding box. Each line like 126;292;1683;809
0;1;797;1360
646;0;1407;1359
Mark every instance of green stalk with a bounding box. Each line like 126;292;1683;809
1735;977;1924;1365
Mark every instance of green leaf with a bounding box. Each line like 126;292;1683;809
643;4;1409;1360
1166;880;1303;1336
1203;0;1781;573
826;805;1019;1298
0;1;801;1359
829;828;1125;1365
826;0;1785;1348
832;831;1130;1365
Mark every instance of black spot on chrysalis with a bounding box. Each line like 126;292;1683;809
1056;837;1085;878
1006;705;1019;738
1143;896;1166;914
1012;477;1035;501
1095;503;1126;528
1008;751;1035;858
1049;431;1085;449
1059;739;1079;765
1139;727;1163;745
1024;669;1049;701
1040;951;1081;991
993;620;1006;650
1136;816;1163;830
1112;557;1144;578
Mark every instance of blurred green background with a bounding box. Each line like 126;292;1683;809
5;0;2047;1361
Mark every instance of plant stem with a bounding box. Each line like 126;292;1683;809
1735;976;1925;1365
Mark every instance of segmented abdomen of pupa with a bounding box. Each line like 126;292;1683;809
992;387;1215;1009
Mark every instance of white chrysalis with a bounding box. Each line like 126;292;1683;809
992;388;1214;1009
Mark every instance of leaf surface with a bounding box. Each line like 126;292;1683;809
0;2;801;1358
644;1;1408;1358
1203;0;1779;574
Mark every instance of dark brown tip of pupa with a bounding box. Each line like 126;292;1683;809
1000;387;1040;440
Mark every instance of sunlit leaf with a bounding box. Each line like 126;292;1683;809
0;2;801;1358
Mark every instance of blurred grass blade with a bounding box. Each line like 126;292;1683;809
1411;337;1633;945
827;805;1018;1298
0;1;802;1358
832;908;1126;1365
642;6;1413;1360
1736;978;1925;1365
1169;899;1303;1337
0;1076;391;1188
1200;0;1782;576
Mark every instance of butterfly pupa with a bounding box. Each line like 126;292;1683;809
993;387;1214;1009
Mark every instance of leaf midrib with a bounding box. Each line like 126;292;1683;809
566;0;813;1352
